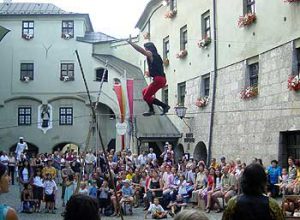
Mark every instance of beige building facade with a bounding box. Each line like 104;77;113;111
135;0;300;165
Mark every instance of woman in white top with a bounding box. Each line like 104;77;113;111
8;153;16;185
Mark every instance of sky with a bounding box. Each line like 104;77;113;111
6;0;150;38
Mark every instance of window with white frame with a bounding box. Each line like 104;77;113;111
202;11;211;38
18;107;31;126
177;82;186;106
180;25;188;50
22;21;34;39
163;36;170;60
202;74;210;97
59;107;73;125
95;68;108;82
62;20;74;38
20;63;34;81
170;0;177;10
248;62;259;87
60;63;74;81
244;0;255;14
162;86;169;106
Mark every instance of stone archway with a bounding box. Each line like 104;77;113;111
53;142;79;153
9;142;39;158
193;141;207;162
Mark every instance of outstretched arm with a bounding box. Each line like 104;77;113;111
127;37;153;61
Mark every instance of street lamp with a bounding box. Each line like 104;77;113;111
174;106;187;119
174;105;193;150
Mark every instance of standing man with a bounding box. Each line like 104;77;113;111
147;148;157;162
128;39;170;116
15;137;28;161
85;150;96;177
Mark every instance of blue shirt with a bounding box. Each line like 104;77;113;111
89;186;98;198
121;185;133;197
267;166;282;184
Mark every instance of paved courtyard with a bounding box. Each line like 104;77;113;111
0;184;222;220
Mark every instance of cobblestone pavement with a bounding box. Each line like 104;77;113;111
0;184;222;220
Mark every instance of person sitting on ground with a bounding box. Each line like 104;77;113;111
174;209;209;220
78;181;89;196
0;162;19;220
145;197;168;219
64;194;100;220
279;168;289;195
222;163;284;220
120;179;134;214
21;183;36;213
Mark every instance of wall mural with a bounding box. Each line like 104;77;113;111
38;104;52;134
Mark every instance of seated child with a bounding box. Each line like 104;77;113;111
21;183;36;213
78;181;89;196
145;197;168;219
279;168;289;195
88;181;98;199
120;179;134;214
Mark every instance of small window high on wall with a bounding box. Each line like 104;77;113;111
95;68;108;82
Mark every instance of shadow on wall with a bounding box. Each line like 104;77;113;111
193;141;207;163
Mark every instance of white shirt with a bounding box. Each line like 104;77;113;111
0;155;9;166
85;153;96;164
147;153;157;161
138;154;147;165
15;142;28;160
148;204;165;215
33;176;44;187
44;180;57;195
22;168;29;182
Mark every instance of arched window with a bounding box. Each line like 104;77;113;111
95;68;108;82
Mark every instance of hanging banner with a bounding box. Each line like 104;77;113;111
37;104;53;134
114;82;126;150
126;79;134;122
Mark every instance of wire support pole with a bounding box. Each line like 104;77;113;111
75;50;124;220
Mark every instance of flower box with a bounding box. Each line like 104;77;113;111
164;9;177;19
143;32;150;40
195;97;209;108
238;13;256;28
240;86;258;99
176;50;188;59
288;75;300;91
22;33;33;40
198;36;212;48
163;58;170;67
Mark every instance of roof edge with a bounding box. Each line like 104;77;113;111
135;0;162;30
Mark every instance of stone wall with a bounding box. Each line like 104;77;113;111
185;42;300;165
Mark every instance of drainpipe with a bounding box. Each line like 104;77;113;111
207;0;218;164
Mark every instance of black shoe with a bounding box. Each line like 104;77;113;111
153;98;170;115
143;111;155;116
143;103;155;116
161;105;170;115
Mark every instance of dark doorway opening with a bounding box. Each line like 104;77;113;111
9;142;39;158
107;139;116;151
193;141;208;163
280;131;300;168
53;142;79;153
148;142;163;165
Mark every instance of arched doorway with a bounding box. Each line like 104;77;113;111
53;142;79;153
149;142;163;165
9;142;39;158
193;141;207;162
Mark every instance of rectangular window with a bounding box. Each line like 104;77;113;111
162;87;169;106
202;11;211;38
202;75;210;97
297;48;300;74
244;0;255;14
177;82;186;106
180;25;188;50
18;107;31;126
163;36;170;60
170;0;177;10
62;20;74;38
95;68;108;82
22;21;34;38
59;107;73;125
60;63;74;81
249;62;259;87
20;63;34;81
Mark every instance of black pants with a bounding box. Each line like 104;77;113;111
8;166;15;185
